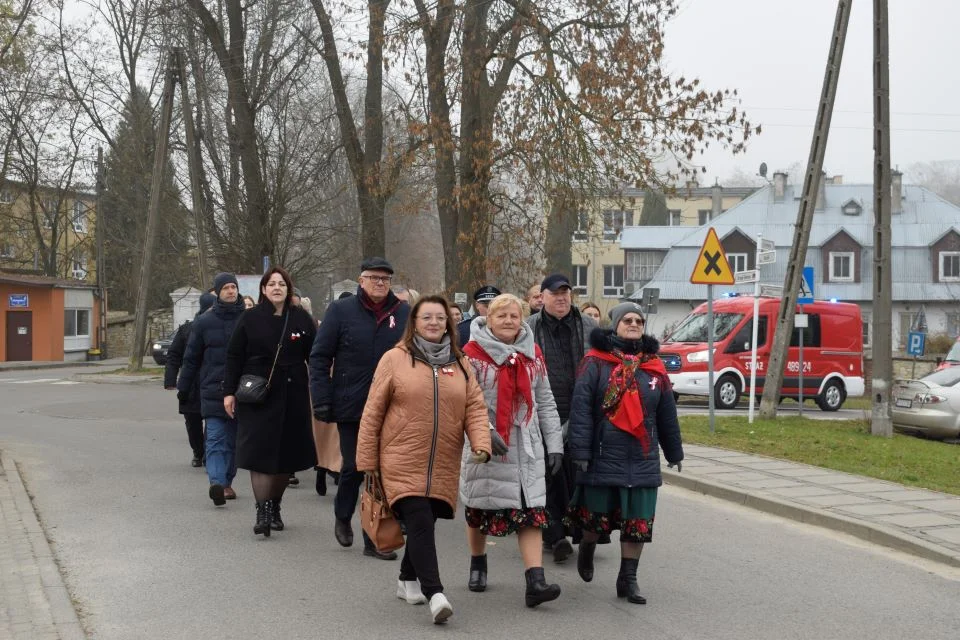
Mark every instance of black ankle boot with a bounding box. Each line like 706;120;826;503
468;555;487;592
615;558;645;604
315;468;327;496
254;502;271;537
270;498;284;531
577;542;597;582
524;567;561;608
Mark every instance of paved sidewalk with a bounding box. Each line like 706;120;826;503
0;453;85;639
0;358;127;372
664;444;960;567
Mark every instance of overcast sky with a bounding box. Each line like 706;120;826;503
663;0;959;185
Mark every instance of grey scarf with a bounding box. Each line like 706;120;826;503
413;333;452;366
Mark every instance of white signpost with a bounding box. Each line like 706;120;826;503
748;234;776;423
735;269;760;284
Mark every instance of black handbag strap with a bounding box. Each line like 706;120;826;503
265;309;290;389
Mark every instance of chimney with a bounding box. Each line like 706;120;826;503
815;171;827;210
828;174;843;185
773;171;787;202
711;180;722;220
891;170;903;214
685;176;699;191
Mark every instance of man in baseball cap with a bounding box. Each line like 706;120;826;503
457;284;501;347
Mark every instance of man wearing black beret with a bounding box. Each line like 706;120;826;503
457;284;501;347
309;256;409;560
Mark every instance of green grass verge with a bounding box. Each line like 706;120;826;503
680;415;960;496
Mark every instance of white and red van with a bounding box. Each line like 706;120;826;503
659;295;865;411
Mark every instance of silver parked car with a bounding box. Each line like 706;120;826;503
892;367;960;440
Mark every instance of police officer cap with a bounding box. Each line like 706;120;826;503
473;285;501;303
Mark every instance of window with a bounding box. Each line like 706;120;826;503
668;209;681;226
64;309;91;337
829;252;854;282
842;199;862;216
940;251;960;282
72;201;88;233
726;253;748;273
725;316;768;354
0;242;13;258
862;314;872;348
947;312;960;338
898;312;919;348
603;265;624;298
573;211;588;241
602;209;633;239
72;255;88;280
572;265;588;297
0;189;12;204
698;209;711;225
626;250;666;282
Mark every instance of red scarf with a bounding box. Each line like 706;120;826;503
584;348;667;454
463;342;544;446
359;290;399;326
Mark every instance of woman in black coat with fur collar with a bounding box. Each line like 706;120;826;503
223;267;317;536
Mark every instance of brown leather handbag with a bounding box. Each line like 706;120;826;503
360;474;405;553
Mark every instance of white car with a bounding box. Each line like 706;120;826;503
892;367;960;440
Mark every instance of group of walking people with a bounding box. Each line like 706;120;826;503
165;257;684;626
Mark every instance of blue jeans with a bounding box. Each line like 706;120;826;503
205;416;237;487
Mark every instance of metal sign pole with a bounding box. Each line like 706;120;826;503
799;305;805;418
708;284;716;434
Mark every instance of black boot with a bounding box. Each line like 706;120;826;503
577;542;596;582
254;502;272;537
270;498;284;531
524;567;561;608
468;555;487;592
315;468;327;496
615;558;646;604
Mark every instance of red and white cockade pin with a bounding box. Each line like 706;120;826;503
290;332;303;341
649;378;659;390
441;367;455;376
389;315;396;329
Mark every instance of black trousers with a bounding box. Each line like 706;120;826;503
184;413;205;458
394;497;443;598
544;445;580;545
334;421;373;546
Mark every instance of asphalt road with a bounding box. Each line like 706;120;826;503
676;400;866;421
1;366;959;639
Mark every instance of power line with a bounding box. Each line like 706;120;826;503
748;106;960;118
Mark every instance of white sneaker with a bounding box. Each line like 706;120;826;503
396;579;427;605
428;593;453;624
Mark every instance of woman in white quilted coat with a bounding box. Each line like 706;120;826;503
460;293;565;608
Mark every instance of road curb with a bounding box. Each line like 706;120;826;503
663;469;960;568
1;452;86;639
72;374;162;385
0;361;103;373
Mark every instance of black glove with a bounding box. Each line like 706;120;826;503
489;428;509;456
313;405;333;422
547;452;564;476
176;390;188;404
573;460;589;473
668;461;682;473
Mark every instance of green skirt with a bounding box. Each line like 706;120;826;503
565;486;657;543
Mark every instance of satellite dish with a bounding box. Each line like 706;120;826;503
759;162;768;178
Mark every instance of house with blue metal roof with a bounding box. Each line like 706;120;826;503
621;172;960;352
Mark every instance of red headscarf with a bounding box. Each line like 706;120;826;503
583;347;667;454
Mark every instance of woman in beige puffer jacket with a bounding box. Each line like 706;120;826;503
357;295;490;624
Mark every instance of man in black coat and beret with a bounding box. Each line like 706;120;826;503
457;285;501;347
309;257;409;560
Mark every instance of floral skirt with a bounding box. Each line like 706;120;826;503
464;507;549;537
564;486;657;543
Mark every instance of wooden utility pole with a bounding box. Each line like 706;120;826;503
175;48;210;289
128;56;177;371
759;0;852;419
871;0;893;436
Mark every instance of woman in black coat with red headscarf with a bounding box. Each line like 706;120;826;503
223;267;317;537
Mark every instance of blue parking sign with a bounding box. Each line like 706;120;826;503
907;331;925;357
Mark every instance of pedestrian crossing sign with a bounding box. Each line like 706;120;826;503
798;266;814;304
690;227;735;285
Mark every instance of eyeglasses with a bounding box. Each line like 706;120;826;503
621;317;645;326
417;315;447;323
361;275;392;284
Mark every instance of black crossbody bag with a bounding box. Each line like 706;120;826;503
235;310;289;404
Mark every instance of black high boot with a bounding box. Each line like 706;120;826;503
254;502;272;537
468;555;487;592
615;558;646;604
270;498;284;531
524;567;561;608
577;542;597;582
